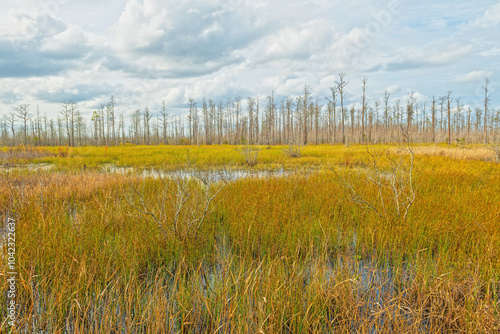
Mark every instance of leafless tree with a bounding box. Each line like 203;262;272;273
335;73;348;145
333;128;416;224
446;91;452;145
431;97;437;144
14;104;30;145
107;96;116;145
159;100;169;144
361;76;368;143
127;169;231;242
61;101;78;146
483;78;491;144
301;86;311;145
143;106;152;145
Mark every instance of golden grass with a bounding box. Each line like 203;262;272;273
1;145;499;332
412;144;498;162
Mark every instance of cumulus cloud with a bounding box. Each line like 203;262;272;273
111;0;267;76
0;0;499;117
452;71;494;83
0;8;93;78
40;25;89;57
254;19;336;64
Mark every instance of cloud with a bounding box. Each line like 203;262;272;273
0;8;66;43
40;25;89;57
253;19;336;65
0;0;499;118
472;2;500;28
452;71;494;83
384;43;474;71
111;0;267;75
0;9;93;78
34;83;111;104
426;43;475;65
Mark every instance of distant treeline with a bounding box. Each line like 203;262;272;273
1;77;498;146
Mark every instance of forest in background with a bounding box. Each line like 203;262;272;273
1;77;498;147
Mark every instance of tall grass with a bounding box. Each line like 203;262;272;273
1;145;499;332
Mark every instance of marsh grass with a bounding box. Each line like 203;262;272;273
1;145;499;332
0;145;55;166
412;144;499;162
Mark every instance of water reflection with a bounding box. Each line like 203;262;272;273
102;164;292;181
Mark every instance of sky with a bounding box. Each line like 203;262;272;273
0;0;499;120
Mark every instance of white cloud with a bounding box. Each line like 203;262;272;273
384;43;474;71
113;0;168;52
426;43;474;66
0;0;499;118
40;25;89;55
473;2;500;28
0;8;65;43
255;19;335;64
452;71;494;83
385;85;400;95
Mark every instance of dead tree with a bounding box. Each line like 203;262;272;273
14;104;30;145
335;73;348;145
483;78;491;145
127;168;231;242
333;127;416;224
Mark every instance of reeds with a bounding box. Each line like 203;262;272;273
1;145;499;332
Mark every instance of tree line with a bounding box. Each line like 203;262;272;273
1;76;498;147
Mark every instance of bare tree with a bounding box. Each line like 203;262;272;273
159;100;169;144
143;106;152;145
431;97;437;144
406;92;415;140
127;169;231;242
446;91;452;145
333;128;415;224
61;101;77;146
8;112;16;144
335;73;348;145
14;104;30;145
301;86;311;145
483;78;491;145
131;109;141;144
456;98;462;139
438;96;446;141
383;91;390;143
361;76;368;143
107;96;116;145
325;88;337;144
187;99;197;144
235;97;241;144
372;101;379;142
467;107;472;140
314;98;321;144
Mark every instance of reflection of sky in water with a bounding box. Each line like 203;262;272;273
102;164;292;181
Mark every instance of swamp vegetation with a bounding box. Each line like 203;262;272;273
0;143;499;333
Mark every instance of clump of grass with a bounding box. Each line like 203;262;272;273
282;141;302;158
237;145;261;166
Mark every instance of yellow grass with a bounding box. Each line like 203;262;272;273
1;144;499;332
412;144;497;162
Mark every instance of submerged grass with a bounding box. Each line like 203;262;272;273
1;144;499;332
